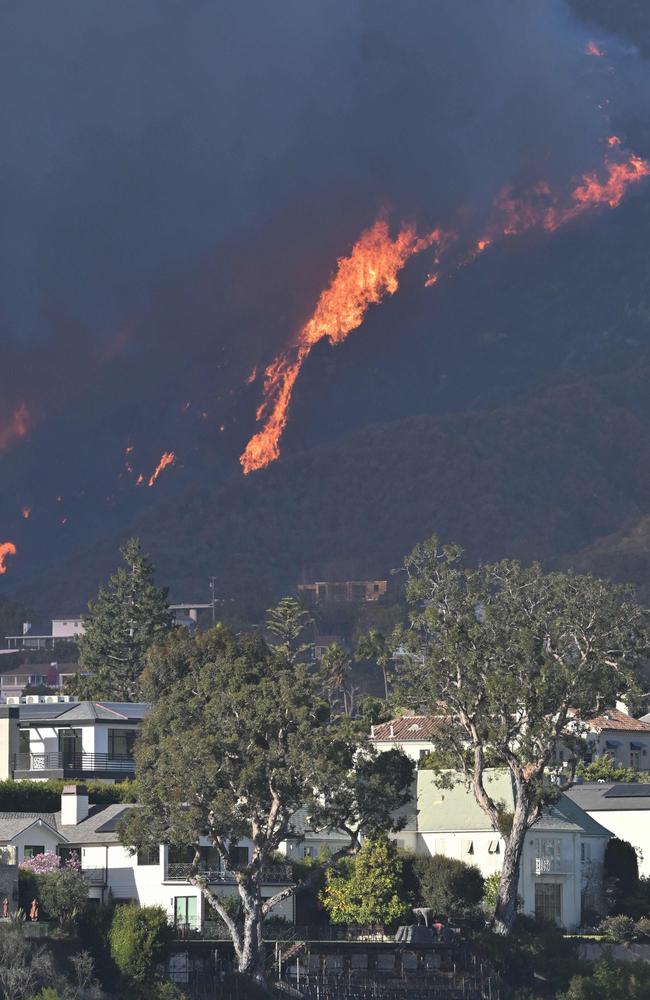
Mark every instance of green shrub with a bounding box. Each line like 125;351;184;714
634;915;650;939
483;871;501;911
604;838;639;912
410;854;485;919
109;904;171;984
597;913;637;942
558;954;650;1000
0;778;137;811
321;838;410;927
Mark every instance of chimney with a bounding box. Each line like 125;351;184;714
616;700;630;716
61;784;89;825
22;622;32;636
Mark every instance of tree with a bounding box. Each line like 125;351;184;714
71;538;174;701
321;642;355;718
265;597;313;663
0;927;57;1000
356;629;393;700
558;954;650;1000
605;838;640;911
410;854;484;918
120;618;414;984
321;837;409;927
395;535;649;935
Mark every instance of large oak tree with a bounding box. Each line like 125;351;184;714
395;536;649;934
123;621;413;983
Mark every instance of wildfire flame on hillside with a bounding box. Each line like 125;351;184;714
0;404;30;452
241;148;650;474
147;451;176;487
21;507;31;520
585;41;605;57
0;542;17;575
239;221;445;473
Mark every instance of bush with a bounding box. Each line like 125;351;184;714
109;904;171;984
598;913;637;942
483;871;500;912
477;915;581;995
36;867;88;929
558;954;650;1000
634;915;650;939
321;838;410;927
0;778;137;811
410;854;485;919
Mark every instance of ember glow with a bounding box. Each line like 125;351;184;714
147;451;176;487
21;506;31;520
0;542;17;575
585;41;605;57
240;220;443;473
0;404;30;452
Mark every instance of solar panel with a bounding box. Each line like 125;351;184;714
604;784;650;799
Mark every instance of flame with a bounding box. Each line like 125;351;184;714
0;404;30;452
607;135;621;147
240;220;442;473
147;451;176;487
245;366;257;385
135;474;144;486
21;506;31;520
585;41;605;57
0;542;16;575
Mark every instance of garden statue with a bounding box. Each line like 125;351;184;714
30;899;39;921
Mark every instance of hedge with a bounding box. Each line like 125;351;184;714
0;778;137;811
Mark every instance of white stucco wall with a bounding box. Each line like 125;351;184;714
583;809;650;876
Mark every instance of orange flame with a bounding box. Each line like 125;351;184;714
147;451;176;487
245;366;257;385
135;473;144;486
240;220;442;473
21;506;31;520
0;542;16;575
607;135;621;147
585;41;605;57
0;404;30;452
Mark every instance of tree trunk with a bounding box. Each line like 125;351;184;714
493;798;531;935
237;878;267;983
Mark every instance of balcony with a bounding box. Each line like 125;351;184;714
534;857;571;876
13;752;136;779
81;868;107;886
165;863;293;884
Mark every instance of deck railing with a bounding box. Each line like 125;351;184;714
13;752;135;774
165;863;293;884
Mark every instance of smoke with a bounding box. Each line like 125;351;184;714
3;0;650;578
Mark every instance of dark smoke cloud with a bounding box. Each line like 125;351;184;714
1;0;649;575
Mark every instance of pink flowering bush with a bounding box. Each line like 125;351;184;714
19;852;61;874
19;851;81;874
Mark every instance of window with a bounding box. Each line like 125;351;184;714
174;896;198;930
58;847;80;866
229;845;250;866
18;730;30;755
108;729;137;759
535;883;562;923
58;728;82;764
631;750;641;770
23;846;45;860
461;839;474;856
168;845;195;865
488;840;500;855
303;846;314;859
137;846;160;866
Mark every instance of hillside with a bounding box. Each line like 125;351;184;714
17;361;650;618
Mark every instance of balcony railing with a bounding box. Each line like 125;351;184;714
534;857;570;875
82;868;107;886
166;863;293;884
13;752;135;774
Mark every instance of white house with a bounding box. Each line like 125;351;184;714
394;769;610;929
0;785;296;929
0;701;147;782
370;712;444;762
565;782;650;878
575;709;650;772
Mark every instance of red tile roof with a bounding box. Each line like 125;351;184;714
371;715;446;741
587;708;650;733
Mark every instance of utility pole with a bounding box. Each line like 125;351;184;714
209;577;217;626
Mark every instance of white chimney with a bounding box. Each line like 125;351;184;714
22;622;32;636
61;784;89;826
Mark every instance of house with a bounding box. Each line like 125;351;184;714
370;712;444;761
312;636;345;662
280;809;351;861
298;581;387;604
0;785;296;929
5;619;84;651
393;769;610;929
0;700;148;782
0;661;82;700
565;783;650;877
570;709;650;772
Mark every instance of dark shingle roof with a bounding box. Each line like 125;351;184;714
566;782;650;812
0;803;137;844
